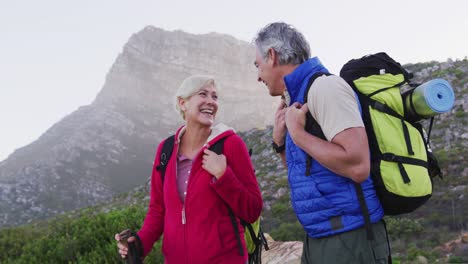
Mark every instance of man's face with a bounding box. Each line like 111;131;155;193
254;47;284;97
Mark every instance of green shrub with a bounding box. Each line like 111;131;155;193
448;255;465;263
385;217;423;237
0;205;164;263
269;222;303;241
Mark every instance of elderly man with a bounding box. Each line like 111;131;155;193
253;22;390;264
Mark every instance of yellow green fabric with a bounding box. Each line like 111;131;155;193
354;73;432;198
353;73;405;116
245;219;260;253
380;161;432;196
370;110;427;159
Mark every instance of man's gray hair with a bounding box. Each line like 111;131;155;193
254;22;310;65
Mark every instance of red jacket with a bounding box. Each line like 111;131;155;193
137;125;263;263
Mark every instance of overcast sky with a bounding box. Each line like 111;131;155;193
0;0;467;161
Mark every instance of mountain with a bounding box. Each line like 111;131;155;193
0;26;277;227
0;24;466;236
0;57;466;263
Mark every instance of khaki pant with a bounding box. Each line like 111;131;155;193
301;221;390;264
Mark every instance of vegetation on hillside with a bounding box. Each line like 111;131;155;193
0;202;163;264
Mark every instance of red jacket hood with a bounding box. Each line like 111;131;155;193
174;123;236;147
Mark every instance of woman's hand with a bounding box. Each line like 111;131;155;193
202;149;227;179
115;231;135;259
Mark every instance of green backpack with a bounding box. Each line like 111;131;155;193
156;135;268;263
339;52;442;215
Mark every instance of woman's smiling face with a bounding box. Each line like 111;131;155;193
179;84;218;126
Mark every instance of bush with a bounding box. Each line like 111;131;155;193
0;205;164;263
385;217;423;238
269;222;303;241
448;255;465;263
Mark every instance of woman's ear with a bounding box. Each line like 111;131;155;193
178;97;187;112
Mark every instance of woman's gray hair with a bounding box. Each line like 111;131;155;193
174;75;217;120
253;22;310;65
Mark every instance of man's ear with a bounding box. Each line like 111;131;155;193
267;48;277;66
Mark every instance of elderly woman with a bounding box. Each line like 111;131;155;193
115;75;263;263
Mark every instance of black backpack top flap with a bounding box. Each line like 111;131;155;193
340;52;411;83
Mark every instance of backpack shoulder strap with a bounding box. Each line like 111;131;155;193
209;137;226;155
302;72;330;175
304;72;375;241
155;135;176;183
210;137;245;257
156;135;226;182
303;72;331;139
212;137;266;259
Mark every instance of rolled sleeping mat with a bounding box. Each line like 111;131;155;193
405;79;455;120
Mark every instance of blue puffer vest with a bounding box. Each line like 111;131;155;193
284;57;384;238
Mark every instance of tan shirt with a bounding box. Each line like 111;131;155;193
307;75;364;141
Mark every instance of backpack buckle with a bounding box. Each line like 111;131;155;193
383;153;396;161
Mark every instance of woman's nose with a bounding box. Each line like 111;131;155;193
207;95;217;105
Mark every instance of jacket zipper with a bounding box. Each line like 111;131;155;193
182;205;186;224
174;134;188;263
175;140;187;225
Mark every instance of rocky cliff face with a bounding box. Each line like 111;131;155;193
0;26;277;227
95;26;276;129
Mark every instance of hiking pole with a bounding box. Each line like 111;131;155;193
119;229;143;264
